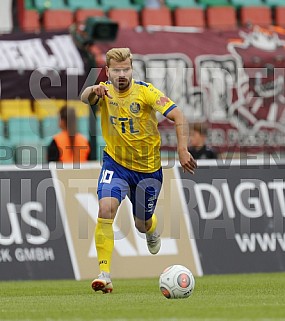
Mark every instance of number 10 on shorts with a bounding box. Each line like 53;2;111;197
100;170;114;184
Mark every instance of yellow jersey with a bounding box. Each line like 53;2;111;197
98;79;177;173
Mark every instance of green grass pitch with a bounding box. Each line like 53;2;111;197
1;273;285;321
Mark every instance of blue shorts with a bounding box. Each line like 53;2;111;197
97;152;163;221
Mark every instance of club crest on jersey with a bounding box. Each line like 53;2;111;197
130;102;140;113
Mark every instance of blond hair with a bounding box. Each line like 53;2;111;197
106;48;133;67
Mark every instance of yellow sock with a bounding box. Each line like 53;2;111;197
147;214;157;235
95;217;114;273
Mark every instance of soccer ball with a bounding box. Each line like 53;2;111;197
159;264;195;299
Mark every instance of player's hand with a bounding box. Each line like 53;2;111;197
91;85;113;99
178;149;197;174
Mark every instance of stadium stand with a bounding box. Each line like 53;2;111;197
42;10;74;31
275;6;285;27
240;6;272;27
174;7;205;27
141;7;173;26
74;9;105;23
108;9;140;29
5;0;283;166
206;6;237;29
22;0;284;32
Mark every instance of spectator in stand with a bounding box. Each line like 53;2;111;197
47;106;90;164
188;122;218;160
145;0;165;8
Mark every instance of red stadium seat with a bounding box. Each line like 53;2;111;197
207;6;237;30
22;10;40;32
174;8;205;28
108;9;139;29
74;9;105;23
275;6;285;27
141;7;172;27
240;6;272;27
42;10;74;31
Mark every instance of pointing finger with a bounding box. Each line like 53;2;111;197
105;88;113;99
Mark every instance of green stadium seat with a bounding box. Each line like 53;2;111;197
14;142;46;165
8;117;41;146
131;0;144;7
265;0;285;7
0;137;14;165
165;0;201;9
198;0;230;6
41;116;60;143
231;0;264;7
7;120;43;164
77;117;90;139
67;0;103;11
34;0;68;12
25;0;36;10
0;119;4;137
100;0;140;11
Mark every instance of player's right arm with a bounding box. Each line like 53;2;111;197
81;84;112;105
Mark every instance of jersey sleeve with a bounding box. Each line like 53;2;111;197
145;83;177;116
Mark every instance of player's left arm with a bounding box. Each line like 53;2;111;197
166;107;197;174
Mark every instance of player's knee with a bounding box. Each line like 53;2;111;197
98;199;118;219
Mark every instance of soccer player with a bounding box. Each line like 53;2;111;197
81;48;197;293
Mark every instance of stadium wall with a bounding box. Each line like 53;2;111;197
0;161;284;281
1;27;285;156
